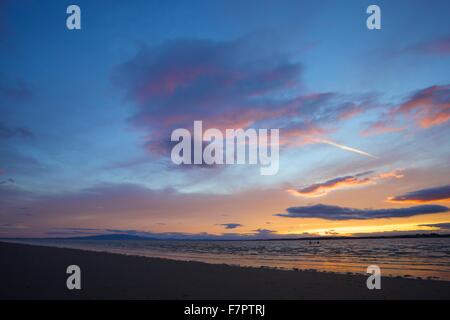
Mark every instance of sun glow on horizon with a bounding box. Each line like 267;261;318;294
300;222;442;236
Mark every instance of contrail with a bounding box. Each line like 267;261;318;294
316;138;378;159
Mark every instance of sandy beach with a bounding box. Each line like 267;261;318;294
1;242;450;300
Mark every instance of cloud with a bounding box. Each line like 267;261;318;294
0;182;177;222
0;122;34;140
0;79;33;102
275;204;449;220
0;223;28;230
397;85;450;128
405;36;450;56
362;84;450;135
418;222;450;231
219;223;242;229
56;227;104;232
1;181;321;238
287;170;403;197
45;227;105;237
113;37;302;155
351;230;444;237
0;182;288;237
114;36;377;160
0;178;14;185
45;226;316;240
387;185;450;203
0;74;35;104
362;121;405;136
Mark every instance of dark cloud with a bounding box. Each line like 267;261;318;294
115;38;302;109
250;229;276;238
351;230;443;237
275;204;449;220
418;223;450;231
220;223;242;229
0;80;33;102
0;122;34;140
0;223;28;232
388;185;450;203
46;229;104;237
0;178;14;185
55;227;104;232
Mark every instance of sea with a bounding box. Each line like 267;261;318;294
7;237;450;281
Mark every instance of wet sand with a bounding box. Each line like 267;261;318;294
1;241;449;299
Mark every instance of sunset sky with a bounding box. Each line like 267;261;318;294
1;0;449;239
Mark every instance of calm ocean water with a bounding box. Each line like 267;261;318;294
9;237;450;280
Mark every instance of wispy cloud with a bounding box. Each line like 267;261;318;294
363;84;450;136
0;77;34;102
288;170;403;197
0;122;34;140
397;85;450;128
404;36;450;56
362;121;405;136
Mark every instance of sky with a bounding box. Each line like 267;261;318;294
0;0;449;239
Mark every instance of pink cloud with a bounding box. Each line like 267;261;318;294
407;36;450;56
362;84;450;136
362;121;406;136
287;170;404;197
397;85;450;128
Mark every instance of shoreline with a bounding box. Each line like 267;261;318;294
1;241;450;299
3;239;447;282
4;239;448;282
